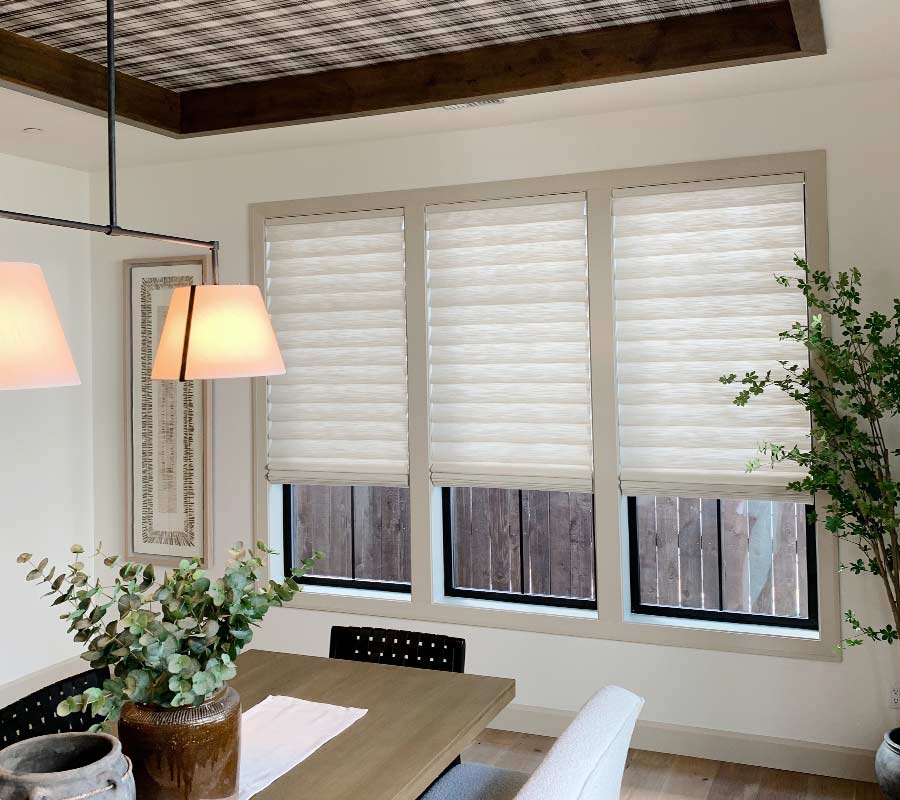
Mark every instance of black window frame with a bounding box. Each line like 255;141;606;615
626;496;819;631
441;487;598;611
281;484;411;594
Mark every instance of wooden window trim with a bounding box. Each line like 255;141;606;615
250;150;841;662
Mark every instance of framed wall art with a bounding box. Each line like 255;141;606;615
126;256;212;566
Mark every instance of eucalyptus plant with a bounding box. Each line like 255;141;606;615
19;541;319;728
721;258;900;648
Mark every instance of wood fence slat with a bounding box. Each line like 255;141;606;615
522;490;551;596
352;485;378;580
655;496;679;606
748;499;775;616
469;488;494;590
796;503;809;619
486;489;520;592
700;498;721;610
773;501;799;617
677;497;702;609
569;492;595;601
635;495;658;605
398;487;412;583
452;487;474;589
721;499;750;612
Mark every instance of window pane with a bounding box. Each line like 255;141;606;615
289;484;410;585
631;496;812;622
447;487;595;603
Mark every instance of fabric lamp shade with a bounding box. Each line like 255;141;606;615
0;262;80;390
152;284;285;380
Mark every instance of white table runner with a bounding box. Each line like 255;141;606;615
239;694;367;800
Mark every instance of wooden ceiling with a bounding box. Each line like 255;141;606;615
0;0;824;137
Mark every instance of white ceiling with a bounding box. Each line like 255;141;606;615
0;0;898;174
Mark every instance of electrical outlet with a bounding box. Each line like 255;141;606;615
890;686;900;710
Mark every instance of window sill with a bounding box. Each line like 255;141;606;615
297;583;412;603
623;611;821;640
435;592;597;620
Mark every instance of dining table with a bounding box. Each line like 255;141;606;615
228;649;516;800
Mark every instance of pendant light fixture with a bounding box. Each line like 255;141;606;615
0;262;80;390
0;0;284;386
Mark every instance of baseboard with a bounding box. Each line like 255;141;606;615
0;657;86;708
491;703;877;783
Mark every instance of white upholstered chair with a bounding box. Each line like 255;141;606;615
421;686;644;800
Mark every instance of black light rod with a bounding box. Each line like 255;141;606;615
0;209;216;251
106;0;117;230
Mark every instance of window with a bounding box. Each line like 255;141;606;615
282;484;411;592
628;496;816;628
264;209;410;591
612;176;816;628
254;152;834;657
426;194;595;607
443;488;596;608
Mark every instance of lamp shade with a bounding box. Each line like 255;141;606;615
0;262;80;390
151;284;285;380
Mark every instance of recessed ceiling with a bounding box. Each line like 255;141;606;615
1;0;775;92
0;0;824;136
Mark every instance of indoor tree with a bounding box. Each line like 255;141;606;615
722;258;900;647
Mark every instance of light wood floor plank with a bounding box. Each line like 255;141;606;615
463;731;880;800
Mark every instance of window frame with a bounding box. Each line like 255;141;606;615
626;497;819;631
250;150;841;662
280;484;412;595
441;487;598;611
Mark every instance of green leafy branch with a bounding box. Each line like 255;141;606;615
19;541;320;728
720;258;900;649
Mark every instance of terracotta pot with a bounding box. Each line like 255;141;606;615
118;687;240;800
0;732;134;800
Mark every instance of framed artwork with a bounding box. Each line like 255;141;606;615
126;257;212;566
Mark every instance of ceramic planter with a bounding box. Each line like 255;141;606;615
0;732;134;800
118;686;240;800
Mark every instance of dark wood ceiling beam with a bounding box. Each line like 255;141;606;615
0;27;180;134
788;0;827;55
180;0;812;136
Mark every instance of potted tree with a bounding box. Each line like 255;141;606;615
722;259;900;795
18;541;318;800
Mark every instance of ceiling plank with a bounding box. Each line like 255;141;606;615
180;0;812;136
0;27;180;134
788;0;827;55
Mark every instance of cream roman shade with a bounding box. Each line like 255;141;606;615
264;209;409;487
426;194;593;492
612;176;811;501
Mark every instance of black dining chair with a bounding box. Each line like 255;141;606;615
0;668;107;748
329;626;466;673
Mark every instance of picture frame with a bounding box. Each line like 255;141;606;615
125;256;212;566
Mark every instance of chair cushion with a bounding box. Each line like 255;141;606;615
420;763;529;800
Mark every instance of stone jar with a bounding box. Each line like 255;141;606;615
117;686;240;800
0;732;134;800
877;728;900;799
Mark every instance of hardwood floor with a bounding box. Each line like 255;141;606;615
462;730;883;799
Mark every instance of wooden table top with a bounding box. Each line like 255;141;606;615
230;649;516;800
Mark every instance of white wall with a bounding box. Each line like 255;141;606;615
88;75;900;755
0;153;93;686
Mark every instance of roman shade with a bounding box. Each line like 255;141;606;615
426;194;593;492
264;209;409;487
612;176;811;501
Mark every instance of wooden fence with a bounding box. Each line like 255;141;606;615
634;496;809;618
450;487;595;601
291;485;411;584
290;484;595;600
